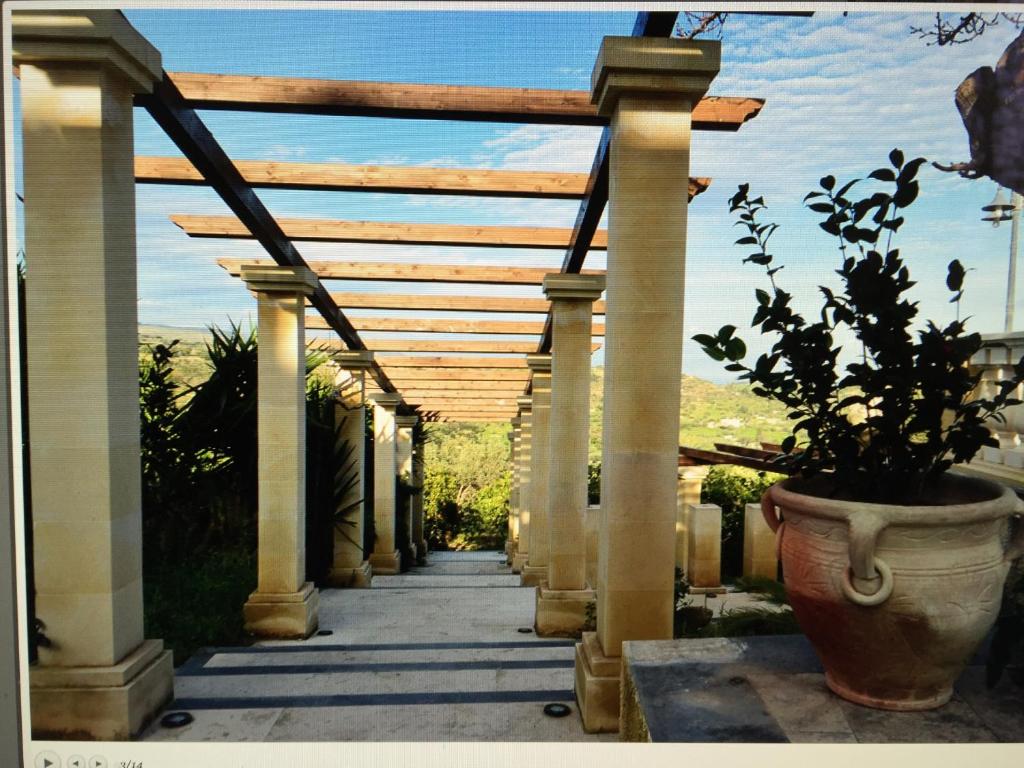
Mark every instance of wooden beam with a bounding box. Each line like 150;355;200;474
379;368;530;381
377;356;528;369
219;257;605;286
312;339;600;354
135;76;362;352
386;380;525;391
311;294;606;315
410;404;519;411
139;156;588;199
533;10;712;356
173;215;608;249
309;316;605;336
141;157;711;202
425;417;514;423
131;71;397;397
406;398;521;407
167;71;763;130
399;390;523;399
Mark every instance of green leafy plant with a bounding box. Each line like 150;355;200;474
694;150;1024;504
701;466;781;579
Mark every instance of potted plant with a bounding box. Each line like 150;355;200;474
694;150;1024;711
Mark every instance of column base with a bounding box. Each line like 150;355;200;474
244;581;319;639
520;564;547;587
535;585;596;638
325;560;373;588
574;631;622;734
30;639;174;740
511;552;528;574
369;549;402;575
417;539;428;565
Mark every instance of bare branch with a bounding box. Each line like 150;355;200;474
911;12;1024;46
677;12;729;40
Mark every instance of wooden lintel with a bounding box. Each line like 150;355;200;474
174;214;608;249
311;294;606;315
219;257;605;286
167;72;764;130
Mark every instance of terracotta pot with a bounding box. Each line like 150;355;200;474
762;473;1024;711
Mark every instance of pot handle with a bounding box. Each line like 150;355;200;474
842;510;894;607
760;487;781;533
1006;496;1024;563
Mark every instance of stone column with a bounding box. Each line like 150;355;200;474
508;416;522;563
575;36;720;733
241;265;320;639
396;415;417;564
368;393;402;574
505;420;518;562
521;354;552;587
743;503;779;580
325;351;374;588
511;398;532;573
687;504;725;593
676;465;709;577
536;274;605;636
586;505;600;593
15;10;174;739
412;439;427;564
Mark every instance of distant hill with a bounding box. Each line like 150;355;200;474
138;324;214;387
587;367;789;460
138;324;792;451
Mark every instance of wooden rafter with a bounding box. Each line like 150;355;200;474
173;215;608;249
140;156;711;201
378;368;530;381
405;403;520;409
377;356;528;368
314;338;598;354
309;295;606;315
132;72;397;397
219;257;605;286
309;316;605;336
167;71;763;130
386;380;525;391
534;10;706;356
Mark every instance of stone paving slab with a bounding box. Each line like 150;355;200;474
622;634;1024;743
201;645;574;668
141;551;607;743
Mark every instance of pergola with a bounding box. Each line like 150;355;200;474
11;8;765;740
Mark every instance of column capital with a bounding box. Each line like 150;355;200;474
368;392;403;410
526;353;552;374
241;265;318;296
679;465;711;481
333;349;375;370
396;414;418;429
591;36;720;117
14;10;162;94
511;416;521;428
542;273;606;302
517;396;533;411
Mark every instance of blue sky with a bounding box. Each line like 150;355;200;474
11;7;1024;383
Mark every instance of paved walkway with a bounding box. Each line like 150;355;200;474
142;551;615;742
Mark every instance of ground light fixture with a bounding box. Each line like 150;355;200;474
542;704;572;718
982;185;1022;332
159;712;195;729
